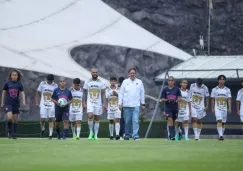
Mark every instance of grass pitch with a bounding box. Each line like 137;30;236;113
0;138;242;171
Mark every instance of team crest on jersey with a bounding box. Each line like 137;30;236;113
216;97;226;107
72;99;82;109
179;99;187;110
192;95;203;105
109;97;118;107
89;88;100;99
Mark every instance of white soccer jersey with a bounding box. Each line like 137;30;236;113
70;89;83;115
189;83;209;109
37;81;58;108
236;89;243;115
106;86;119;114
83;78;106;106
179;89;190;115
211;86;231;111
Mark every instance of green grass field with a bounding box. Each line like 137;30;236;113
0;138;243;171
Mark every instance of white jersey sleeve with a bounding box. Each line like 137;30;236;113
37;81;44;92
226;88;232;98
204;85;210;97
211;88;216;98
83;80;88;90
236;90;243;101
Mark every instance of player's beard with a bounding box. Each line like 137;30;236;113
92;75;98;80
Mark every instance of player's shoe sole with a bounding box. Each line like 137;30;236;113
115;135;120;140
110;136;114;140
88;133;94;140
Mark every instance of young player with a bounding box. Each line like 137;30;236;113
0;69;26;139
106;77;121;140
51;77;73;139
176;79;191;141
69;78;83;140
83;68;106;140
211;75;231;141
189;78;209;140
161;76;181;141
236;79;243;130
36;74;58;139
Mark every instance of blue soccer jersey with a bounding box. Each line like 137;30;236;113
3;81;24;106
52;88;73;109
161;86;181;112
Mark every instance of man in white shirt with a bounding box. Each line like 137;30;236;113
236;79;243;128
36;74;58;139
211;75;231;141
118;68;145;140
82;68;106;140
189;78;209;140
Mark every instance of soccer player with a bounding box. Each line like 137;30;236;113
69;78;83;140
36;74;58;139
106;77;121;140
161;76;181;141
51;77;73;139
236;79;243;130
189;78;209;140
176;79;191;141
83;68;106;140
211;75;231;141
0;69;26;139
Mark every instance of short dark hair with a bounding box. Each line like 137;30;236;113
47;74;54;81
128;68;136;73
110;77;117;81
180;79;187;83
218;75;226;80
73;78;81;84
8;69;22;81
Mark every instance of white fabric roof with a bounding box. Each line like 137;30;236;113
155;56;243;81
0;0;192;84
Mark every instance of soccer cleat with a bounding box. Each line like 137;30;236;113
40;131;44;138
48;136;52;140
12;135;17;139
73;135;76;140
76;136;80;140
110;136;114;140
175;135;179;141
57;134;61;140
62;136;66;140
171;137;175;141
185;137;190;141
115;135;120;140
94;136;98;140
178;133;183;140
218;136;224;141
88;133;94;140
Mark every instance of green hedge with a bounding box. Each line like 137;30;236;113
0;120;167;138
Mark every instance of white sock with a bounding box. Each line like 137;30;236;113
71;124;76;137
109;123;114;137
222;128;225;135
94;122;99;137
88;120;93;134
49;127;53;136
115;122;120;136
193;128;198;138
217;127;223;137
197;128;202;138
175;126;180;136
77;127;81;137
184;126;189;138
41;124;45;131
167;125;170;136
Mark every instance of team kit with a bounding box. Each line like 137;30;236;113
1;69;243;140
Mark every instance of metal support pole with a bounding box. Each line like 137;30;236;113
208;0;211;56
145;70;168;138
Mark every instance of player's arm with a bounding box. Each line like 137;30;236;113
0;90;6;108
140;81;145;111
36;91;41;106
227;89;232;114
118;81;125;110
102;88;107;109
205;87;210;111
161;89;167;102
67;90;73;105
211;89;215;114
51;89;59;106
19;83;26;106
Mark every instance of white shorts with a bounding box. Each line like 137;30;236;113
176;115;189;123
240;115;243;122
87;105;102;115
215;110;227;123
107;110;121;120
40;107;55;119
191;107;206;119
69;114;83;122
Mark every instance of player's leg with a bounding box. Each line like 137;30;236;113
5;105;13;139
71;121;76;139
55;109;62;139
174;120;180;141
123;107;132;140
109;119;114;140
222;111;227;137
167;111;175;140
94;115;100;140
87;105;94;139
197;110;206;140
240;115;243;131
119;108;125;140
183;116;190;141
115;110;121;140
191;108;198;140
48;108;55;139
132;106;140;140
75;114;82;140
11;106;20;139
40;108;47;138
62;111;69;140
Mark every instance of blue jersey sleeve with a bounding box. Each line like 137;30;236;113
161;88;166;99
68;90;73;100
177;87;182;97
3;82;8;90
19;83;24;92
51;89;58;100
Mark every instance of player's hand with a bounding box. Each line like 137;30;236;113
113;90;118;96
119;105;122;111
237;110;240;115
36;102;39;107
0;103;4;109
22;101;26;107
141;106;145;111
228;109;231;114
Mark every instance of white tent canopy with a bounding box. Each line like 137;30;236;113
154;56;243;82
0;0;192;84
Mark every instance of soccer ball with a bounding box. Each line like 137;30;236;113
58;98;67;107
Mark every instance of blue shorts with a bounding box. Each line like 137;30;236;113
165;111;178;120
55;107;69;122
4;105;20;114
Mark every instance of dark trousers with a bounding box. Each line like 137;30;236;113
119;108;125;137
